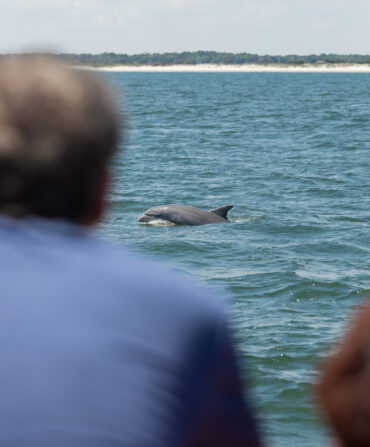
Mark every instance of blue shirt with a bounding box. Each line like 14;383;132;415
0;216;261;446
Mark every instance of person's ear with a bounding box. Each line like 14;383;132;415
84;169;110;226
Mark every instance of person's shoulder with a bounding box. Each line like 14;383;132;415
84;235;228;322
16;217;228;324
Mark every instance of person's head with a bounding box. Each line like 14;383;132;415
0;55;119;224
316;303;370;447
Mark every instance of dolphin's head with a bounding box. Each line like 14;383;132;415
137;206;164;223
137;212;155;223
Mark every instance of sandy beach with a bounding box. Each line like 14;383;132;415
85;63;370;73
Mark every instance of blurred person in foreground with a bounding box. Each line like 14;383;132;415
0;56;262;447
316;303;370;447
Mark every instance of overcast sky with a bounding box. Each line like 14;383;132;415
0;0;369;55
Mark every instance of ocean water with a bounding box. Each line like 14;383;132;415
100;72;370;446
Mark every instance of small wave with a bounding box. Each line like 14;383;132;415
230;215;264;223
295;269;342;282
331;216;367;223
210;268;280;280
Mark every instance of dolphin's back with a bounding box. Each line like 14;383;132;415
150;204;231;226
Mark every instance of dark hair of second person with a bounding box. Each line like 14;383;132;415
316;302;370;447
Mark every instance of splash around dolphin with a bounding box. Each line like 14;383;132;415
138;204;233;226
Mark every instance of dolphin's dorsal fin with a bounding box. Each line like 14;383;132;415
209;205;233;219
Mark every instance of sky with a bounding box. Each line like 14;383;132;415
0;0;369;55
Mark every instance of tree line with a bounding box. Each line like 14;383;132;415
1;52;369;66
60;51;370;66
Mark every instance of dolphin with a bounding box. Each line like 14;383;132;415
138;204;233;226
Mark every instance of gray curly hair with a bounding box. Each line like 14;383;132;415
0;56;119;222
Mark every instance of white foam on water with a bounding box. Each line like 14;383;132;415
230;216;264;223
141;219;175;226
295;269;342;282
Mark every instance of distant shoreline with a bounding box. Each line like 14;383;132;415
82;63;370;73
